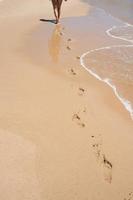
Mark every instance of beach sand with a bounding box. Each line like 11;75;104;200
0;0;133;199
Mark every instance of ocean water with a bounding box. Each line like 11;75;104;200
80;0;133;119
84;0;133;24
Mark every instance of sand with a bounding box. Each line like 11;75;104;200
0;0;133;200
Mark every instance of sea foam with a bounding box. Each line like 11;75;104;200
80;18;133;120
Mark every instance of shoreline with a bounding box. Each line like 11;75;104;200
80;23;133;120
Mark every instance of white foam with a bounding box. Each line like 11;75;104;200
80;22;133;120
106;24;133;44
104;79;133;120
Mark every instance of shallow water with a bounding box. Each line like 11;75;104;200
84;0;133;24
80;1;133;119
81;23;133;119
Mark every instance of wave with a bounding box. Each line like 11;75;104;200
80;22;133;120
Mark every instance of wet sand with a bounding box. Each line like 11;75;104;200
0;0;133;200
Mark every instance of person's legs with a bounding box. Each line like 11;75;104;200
52;0;58;23
57;6;61;21
54;8;58;23
57;0;63;23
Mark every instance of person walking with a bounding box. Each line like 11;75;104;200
51;0;67;24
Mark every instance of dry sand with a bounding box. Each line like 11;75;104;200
0;0;133;200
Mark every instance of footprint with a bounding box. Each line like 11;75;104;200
76;56;80;60
72;113;85;128
92;143;102;160
91;136;113;183
59;32;63;36
72;114;81;121
69;68;77;76
102;154;112;169
124;192;133;200
78;122;85;127
78;87;85;96
66;46;71;50
83;107;87;113
102;154;112;184
67;38;72;42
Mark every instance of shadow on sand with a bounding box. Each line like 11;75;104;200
40;19;56;24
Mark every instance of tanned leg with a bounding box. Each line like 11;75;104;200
57;6;61;22
58;0;63;23
52;0;58;24
53;8;58;23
